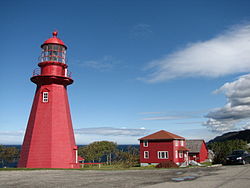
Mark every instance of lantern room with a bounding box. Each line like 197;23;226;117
31;31;73;86
40;31;67;64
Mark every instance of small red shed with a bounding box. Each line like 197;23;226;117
186;140;209;163
139;130;189;166
78;156;85;163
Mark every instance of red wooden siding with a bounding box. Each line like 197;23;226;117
198;141;209;162
140;139;188;164
187;140;208;163
140;140;174;164
139;131;208;165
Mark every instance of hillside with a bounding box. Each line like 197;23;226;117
209;129;250;143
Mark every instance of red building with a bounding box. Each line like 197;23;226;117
139;130;189;166
18;31;79;168
186;140;208;163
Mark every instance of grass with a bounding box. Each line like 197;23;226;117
200;162;213;166
0;162;213;171
0;165;159;171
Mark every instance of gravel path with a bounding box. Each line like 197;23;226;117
0;165;247;188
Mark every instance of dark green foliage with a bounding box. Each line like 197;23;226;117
207;139;248;164
155;161;179;168
78;141;117;163
113;146;140;168
79;142;140;168
209;130;250;143
0;145;20;167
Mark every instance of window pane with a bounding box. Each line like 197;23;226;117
52;51;58;56
161;152;164;158
43;92;48;103
53;45;59;51
144;151;149;158
48;44;53;50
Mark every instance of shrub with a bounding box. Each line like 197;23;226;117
207;139;248;164
155;161;179;168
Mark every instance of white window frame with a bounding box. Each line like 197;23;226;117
184;153;187;158
180;140;184;146
42;92;49;103
175;140;179;146
158;151;168;159
179;151;183;158
143;141;148;147
175;150;178;158
144;151;149;159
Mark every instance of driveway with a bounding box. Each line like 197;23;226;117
0;165;249;188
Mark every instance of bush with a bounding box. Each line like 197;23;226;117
113;147;140;168
0;145;20;167
207;139;248;164
155;161;179;168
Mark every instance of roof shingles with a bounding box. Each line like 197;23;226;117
186;140;203;153
139;130;185;140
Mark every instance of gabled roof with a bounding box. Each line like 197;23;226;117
139;130;185;140
186;140;205;153
78;156;84;161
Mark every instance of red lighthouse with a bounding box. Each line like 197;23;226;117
18;31;79;168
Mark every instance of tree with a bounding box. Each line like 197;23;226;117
0;145;20;167
207;139;248;164
78;141;117;163
113;146;140;168
98;141;117;165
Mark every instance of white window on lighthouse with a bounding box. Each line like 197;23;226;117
42;92;49;103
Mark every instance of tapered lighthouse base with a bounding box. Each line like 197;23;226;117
18;84;79;168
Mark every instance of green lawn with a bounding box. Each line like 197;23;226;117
0;165;158;171
0;162;212;171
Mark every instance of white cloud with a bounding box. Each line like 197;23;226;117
0;130;24;144
142;115;189;121
74;127;151;144
75;127;150;136
141;24;250;83
204;74;250;132
243;124;250;130
140;110;205;121
0;128;150;145
0;130;24;136
138;112;163;115
80;56;118;71
175;128;217;142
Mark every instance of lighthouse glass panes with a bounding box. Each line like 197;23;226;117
42;92;48;103
41;44;66;63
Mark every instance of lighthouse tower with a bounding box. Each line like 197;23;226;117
18;31;79;168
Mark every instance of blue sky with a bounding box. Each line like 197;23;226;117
1;0;250;144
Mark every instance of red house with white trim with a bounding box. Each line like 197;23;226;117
186;140;208;163
139;130;189;166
